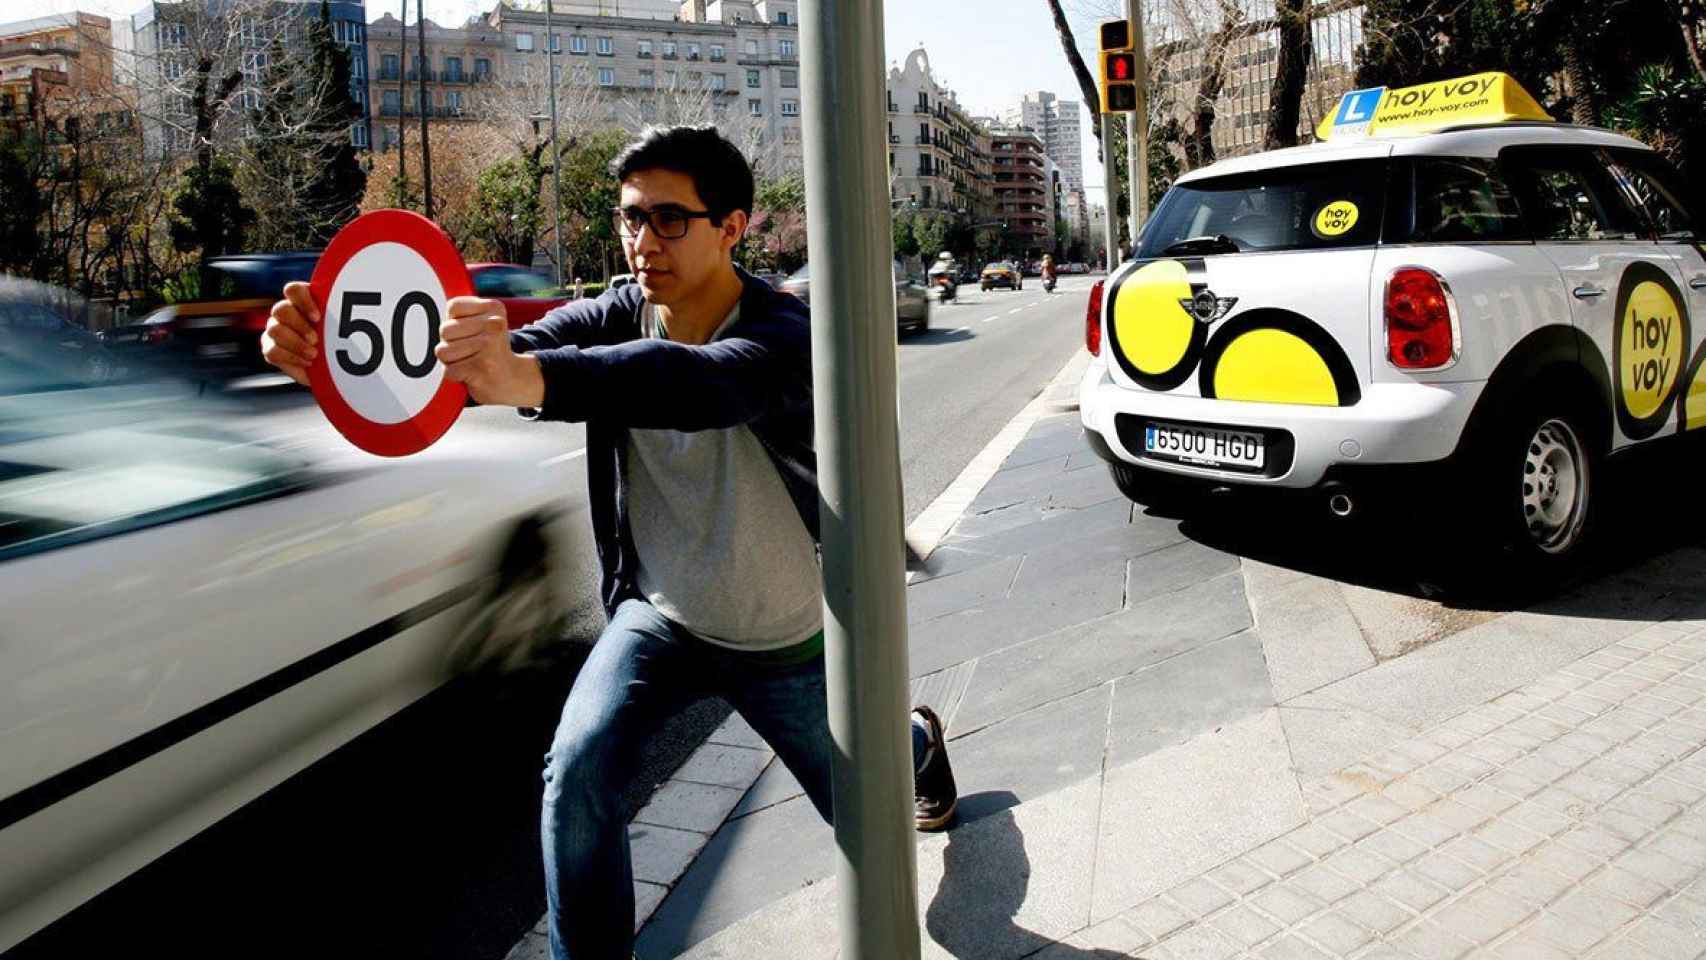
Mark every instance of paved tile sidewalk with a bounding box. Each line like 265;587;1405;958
1055;622;1706;959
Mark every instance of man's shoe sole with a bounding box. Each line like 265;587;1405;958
915;799;957;832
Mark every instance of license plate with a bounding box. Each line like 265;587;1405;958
196;342;239;358
1144;421;1265;470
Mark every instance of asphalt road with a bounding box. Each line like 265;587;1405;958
7;276;1092;960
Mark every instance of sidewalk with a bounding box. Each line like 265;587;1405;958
510;351;1706;960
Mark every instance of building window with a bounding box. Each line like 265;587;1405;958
637;39;652;57
599;68;615;86
597;37;613;56
744;39;758;55
782;126;800;143
352;122;368;148
475;58;491;79
710;73;726;90
380;53;399;79
779;39;795;57
446;90;464;113
710;44;725;61
687;43;701;60
781;99;798;116
662;40;677;59
776;9;790;24
639;68;654;87
569;35;585;54
515;32;534;51
687;70;702;85
746;69;760;88
382;89;399;112
780;69;797;87
749;98;763;115
445;56;463;81
664;69;678;87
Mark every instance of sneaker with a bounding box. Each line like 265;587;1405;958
912;705;958;831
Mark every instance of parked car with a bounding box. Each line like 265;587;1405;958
0;360;590;952
0;277;124;384
469;263;567;329
780;261;930;333
1081;70;1706;571
980;262;1023;291
156;252;320;377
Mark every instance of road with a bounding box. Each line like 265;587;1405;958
7;276;1093;960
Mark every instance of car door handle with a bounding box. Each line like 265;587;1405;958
1690;275;1706;290
1573;284;1606;300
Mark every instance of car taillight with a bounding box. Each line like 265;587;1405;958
143;326;171;344
1384;267;1457;369
1086;279;1105;356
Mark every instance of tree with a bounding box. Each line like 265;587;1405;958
892;214;919;258
0;135;48;279
1264;0;1312;148
1181;0;1244;167
465;155;544;266
1044;0;1106;153
170;155;254;260
297;0;366;245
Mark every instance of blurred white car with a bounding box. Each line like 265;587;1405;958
0;359;590;950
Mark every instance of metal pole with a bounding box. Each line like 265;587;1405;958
1123;0;1148;242
1099;112;1120;270
397;0;406;206
799;0;920;956
546;0;563;288
417;0;433;219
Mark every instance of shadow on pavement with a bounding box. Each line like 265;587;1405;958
1156;435;1706;617
924;792;1132;959
903;326;976;346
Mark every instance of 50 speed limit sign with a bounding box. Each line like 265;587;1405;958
308;209;471;456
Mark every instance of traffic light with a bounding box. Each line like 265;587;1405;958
1098;19;1139;114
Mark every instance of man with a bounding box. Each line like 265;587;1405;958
261;126;957;960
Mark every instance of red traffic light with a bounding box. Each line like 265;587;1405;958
1107;53;1135;81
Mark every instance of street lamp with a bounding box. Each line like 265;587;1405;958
544;0;564;288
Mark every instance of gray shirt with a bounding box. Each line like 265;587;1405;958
625;303;824;651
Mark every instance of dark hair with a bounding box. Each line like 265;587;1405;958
612;126;755;225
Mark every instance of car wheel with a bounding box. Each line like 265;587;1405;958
1109;462;1197;512
1472;397;1601;572
445;520;566;675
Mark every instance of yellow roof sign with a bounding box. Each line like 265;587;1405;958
1316;72;1553;141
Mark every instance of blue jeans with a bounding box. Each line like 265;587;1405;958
541;599;930;960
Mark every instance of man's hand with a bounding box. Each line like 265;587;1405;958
261;281;320;387
436;296;546;408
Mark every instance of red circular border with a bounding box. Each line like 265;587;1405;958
307;209;471;457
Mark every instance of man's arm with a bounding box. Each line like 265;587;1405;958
507;286;628;353
528;332;806;431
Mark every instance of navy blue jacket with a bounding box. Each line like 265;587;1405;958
509;267;818;617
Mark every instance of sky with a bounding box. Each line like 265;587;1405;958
17;0;1119;206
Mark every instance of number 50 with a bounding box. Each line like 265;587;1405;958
335;290;440;379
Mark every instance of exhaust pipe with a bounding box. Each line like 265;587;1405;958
1324;482;1355;519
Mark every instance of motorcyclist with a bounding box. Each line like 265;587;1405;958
927;251;958;302
1041;254;1057;292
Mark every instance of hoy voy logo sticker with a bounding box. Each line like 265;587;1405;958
1613;262;1689;441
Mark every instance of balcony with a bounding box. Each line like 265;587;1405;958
915;134;930;145
888;133;899;144
440;71;469;84
913;104;929;114
378;67;400;81
709;52;725;61
405;68;435;82
638;50;652;58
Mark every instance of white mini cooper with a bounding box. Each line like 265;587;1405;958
1081;74;1705;567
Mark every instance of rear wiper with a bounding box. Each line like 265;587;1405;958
1160;234;1241;256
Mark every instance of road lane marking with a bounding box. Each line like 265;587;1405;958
1008;307;1024;315
982;315;999;323
539;448;587;467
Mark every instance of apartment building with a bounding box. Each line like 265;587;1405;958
366;12;503;149
988;126;1052;256
0;12;120;134
440;0;806;174
130;0;371;154
885;47;991;217
1147;0;1362;159
1014;90;1082;192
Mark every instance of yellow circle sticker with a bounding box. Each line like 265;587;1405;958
1312;201;1359;238
1621;279;1684;421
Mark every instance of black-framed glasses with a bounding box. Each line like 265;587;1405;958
611;205;715;240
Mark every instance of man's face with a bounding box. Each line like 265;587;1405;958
617;169;747;306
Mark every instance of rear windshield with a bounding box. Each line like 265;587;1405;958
202;257;317;300
1136;159;1387;259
